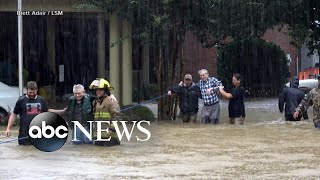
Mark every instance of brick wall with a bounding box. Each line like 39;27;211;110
261;26;298;77
181;32;218;82
182;26;298;79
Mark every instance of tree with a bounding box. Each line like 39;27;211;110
284;0;320;54
80;0;196;120
190;0;320;52
78;0;319;120
217;38;290;97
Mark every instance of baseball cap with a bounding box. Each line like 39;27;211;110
184;74;192;80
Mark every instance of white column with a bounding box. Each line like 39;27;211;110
109;15;121;101
121;20;132;105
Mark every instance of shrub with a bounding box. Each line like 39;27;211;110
143;84;158;100
121;104;156;122
217;38;290;97
133;84;158;102
0;115;20;126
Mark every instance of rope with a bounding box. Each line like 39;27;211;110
0;136;29;144
120;94;167;112
0;94;168;145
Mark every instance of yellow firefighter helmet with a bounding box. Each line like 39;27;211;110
89;78;114;90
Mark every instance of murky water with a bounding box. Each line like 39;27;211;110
0;98;319;179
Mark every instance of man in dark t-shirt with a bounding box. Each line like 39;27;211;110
218;73;246;125
228;86;245;121
5;81;48;145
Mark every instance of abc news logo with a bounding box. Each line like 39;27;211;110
28;112;151;152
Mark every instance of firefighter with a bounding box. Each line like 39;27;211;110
89;78;121;146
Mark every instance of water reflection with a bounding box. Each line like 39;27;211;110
0;98;319;179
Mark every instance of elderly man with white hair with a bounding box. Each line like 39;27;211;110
50;84;93;144
198;69;223;124
50;84;118;144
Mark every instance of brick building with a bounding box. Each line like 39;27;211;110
182;26;299;81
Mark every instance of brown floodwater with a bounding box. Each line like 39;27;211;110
0;98;319;179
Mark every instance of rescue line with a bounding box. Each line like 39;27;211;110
0;93;168;145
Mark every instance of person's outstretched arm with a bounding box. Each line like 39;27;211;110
218;86;233;99
294;90;313;118
48;108;67;115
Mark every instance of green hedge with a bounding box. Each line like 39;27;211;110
0;116;20;126
133;84;158;102
217;38;290;97
122;104;156;122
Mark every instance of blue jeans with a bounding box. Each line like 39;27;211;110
72;126;92;144
314;121;320;128
18;129;31;145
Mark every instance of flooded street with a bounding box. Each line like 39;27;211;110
0;0;318;179
0;98;320;179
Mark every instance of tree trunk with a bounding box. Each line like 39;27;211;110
168;26;178;120
157;47;163;120
174;44;184;120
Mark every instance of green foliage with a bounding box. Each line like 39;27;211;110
79;0;320;54
122;104;156;122
78;0;320;117
179;0;319;54
217;38;290;97
81;0;194;46
133;84;158;102
0;116;19;126
143;84;158;100
288;25;311;48
284;0;320;54
191;0;284;47
14;117;20;126
0;117;6;126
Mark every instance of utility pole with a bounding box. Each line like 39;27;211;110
17;0;23;95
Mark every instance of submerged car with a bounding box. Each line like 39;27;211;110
285;79;318;93
0;82;25;124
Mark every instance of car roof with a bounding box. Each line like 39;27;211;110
0;81;11;89
285;79;318;88
298;79;318;88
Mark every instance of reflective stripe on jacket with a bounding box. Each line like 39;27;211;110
92;95;122;140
